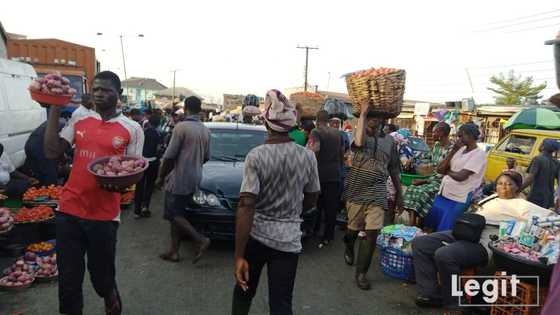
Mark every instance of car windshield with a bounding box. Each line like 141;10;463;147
210;129;266;162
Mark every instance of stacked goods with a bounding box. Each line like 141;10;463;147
91;156;146;177
29;72;77;106
376;224;424;282
0;259;35;289
14;205;55;224
35;254;58;280
23;185;63;201
492;214;560;266
89;156;148;188
0;208;14;233
345;67;405;118
121;192;134;205
27;242;55;255
289;92;325;119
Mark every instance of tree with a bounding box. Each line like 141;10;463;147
487;70;547;105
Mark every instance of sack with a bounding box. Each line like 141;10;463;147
452;213;486;243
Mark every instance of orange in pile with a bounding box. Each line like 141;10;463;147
27;242;54;253
350;67;400;78
14;205;54;223
23;185;63;201
290;91;324;99
121;192;134;203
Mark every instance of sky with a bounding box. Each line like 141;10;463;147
2;0;559;105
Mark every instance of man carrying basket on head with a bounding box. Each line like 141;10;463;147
342;102;403;290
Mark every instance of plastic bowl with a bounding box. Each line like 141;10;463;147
29;90;72;106
488;241;553;286
88;156;148;188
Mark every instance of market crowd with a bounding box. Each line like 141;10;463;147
3;70;560;315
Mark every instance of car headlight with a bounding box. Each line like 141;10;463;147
193;191;224;208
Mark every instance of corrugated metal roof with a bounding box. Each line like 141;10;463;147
121;77;167;90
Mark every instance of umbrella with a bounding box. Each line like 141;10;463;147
504;108;560;130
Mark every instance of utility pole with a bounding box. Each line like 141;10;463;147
119;35;128;105
465;68;475;96
297;45;319;92
171;69;181;104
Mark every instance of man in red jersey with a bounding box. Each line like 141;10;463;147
44;71;144;315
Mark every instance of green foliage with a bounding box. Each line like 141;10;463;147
487;70;547;105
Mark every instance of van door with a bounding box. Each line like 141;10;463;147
0;59;46;167
485;133;536;182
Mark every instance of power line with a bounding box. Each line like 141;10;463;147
480;9;560;27
505;23;560;33
475;14;560;33
468;60;553;70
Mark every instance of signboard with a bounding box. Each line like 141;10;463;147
414;103;431;116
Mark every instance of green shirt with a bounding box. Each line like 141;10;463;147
289;129;307;146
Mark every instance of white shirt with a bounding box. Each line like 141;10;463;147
70;105;96;122
0;152;16;185
440;146;487;203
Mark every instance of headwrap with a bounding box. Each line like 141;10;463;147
542;139;560;152
459;123;481;140
262;89;297;132
497;171;523;189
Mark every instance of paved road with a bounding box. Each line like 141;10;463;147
0;191;440;315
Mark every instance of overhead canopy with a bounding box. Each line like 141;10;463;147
504;107;560;130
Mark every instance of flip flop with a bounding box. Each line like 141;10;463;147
192;238;211;264
159;252;180;262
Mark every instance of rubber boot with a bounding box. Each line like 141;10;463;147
355;234;377;290
344;230;358;266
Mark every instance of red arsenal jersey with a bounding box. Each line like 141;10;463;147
59;112;144;221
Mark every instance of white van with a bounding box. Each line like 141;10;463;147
0;58;46;168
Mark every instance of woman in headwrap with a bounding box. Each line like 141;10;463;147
233;89;320;315
413;171;554;313
423;123;487;232
520;138;560;208
403;122;454;218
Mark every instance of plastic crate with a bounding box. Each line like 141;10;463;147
379;246;415;282
490;272;548;315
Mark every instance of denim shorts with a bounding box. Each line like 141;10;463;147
163;191;194;221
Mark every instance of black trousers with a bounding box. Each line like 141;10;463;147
56;212;119;315
232;238;299;315
134;160;160;214
412;231;488;308
315;181;341;241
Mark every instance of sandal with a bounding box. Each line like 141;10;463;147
159;252;180;262
192;238;211;264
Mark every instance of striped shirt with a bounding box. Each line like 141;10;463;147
343;135;400;208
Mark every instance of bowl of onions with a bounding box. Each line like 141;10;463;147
88;156;148;188
29;72;77;106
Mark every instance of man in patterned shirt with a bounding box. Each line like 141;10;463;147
342;103;402;290
232;90;320;315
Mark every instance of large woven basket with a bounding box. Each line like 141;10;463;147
346;70;406;118
289;92;325;120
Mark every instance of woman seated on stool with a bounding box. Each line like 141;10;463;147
411;171;554;314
